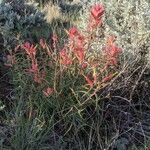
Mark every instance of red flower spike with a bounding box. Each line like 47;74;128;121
59;49;72;65
26;59;42;83
91;4;105;19
84;75;94;88
74;47;85;63
102;73;114;83
77;35;85;47
43;87;54;97
81;62;88;69
88;14;103;31
88;4;104;30
22;42;37;58
93;75;97;84
68;27;79;38
31;60;38;73
111;45;121;57
104;36;122;66
106;45;121;58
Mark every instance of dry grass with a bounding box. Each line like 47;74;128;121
42;2;61;23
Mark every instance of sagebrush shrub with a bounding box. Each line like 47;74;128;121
80;0;150;64
0;0;45;50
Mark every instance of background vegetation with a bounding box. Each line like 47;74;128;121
0;0;150;149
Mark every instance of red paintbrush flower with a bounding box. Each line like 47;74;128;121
81;62;88;69
88;16;102;29
59;48;72;65
84;75;94;88
22;42;37;58
106;45;121;58
77;34;85;47
91;4;105;20
104;36;122;65
43;87;54;97
68;27;79;38
102;73;114;83
25;59;42;83
31;60;38;73
88;4;104;30
73;47;85;63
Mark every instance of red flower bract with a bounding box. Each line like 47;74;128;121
73;47;85;63
106;45;121;58
91;4;105;19
31;60;38;73
102;73;114;83
22;42;37;58
88;17;102;29
77;35;85;47
68;27;79;38
43;87;54;97
104;36;122;66
81;62;88;69
59;49;72;65
88;4;105;30
84;75;94;88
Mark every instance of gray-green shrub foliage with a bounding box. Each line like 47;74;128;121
0;0;45;49
80;0;150;63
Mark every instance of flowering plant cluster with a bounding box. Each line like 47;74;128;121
13;3;122;97
1;2;149;150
